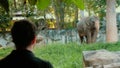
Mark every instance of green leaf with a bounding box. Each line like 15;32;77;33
36;0;51;10
28;0;37;5
63;0;73;6
0;0;9;12
72;0;84;10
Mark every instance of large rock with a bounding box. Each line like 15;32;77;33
104;63;120;68
0;37;8;47
83;49;120;68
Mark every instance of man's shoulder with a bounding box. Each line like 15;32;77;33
0;59;5;67
31;57;53;68
0;57;53;68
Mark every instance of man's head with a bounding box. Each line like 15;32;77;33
11;19;36;49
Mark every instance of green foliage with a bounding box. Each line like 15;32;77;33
0;14;12;30
85;0;120;16
28;0;37;5
63;0;73;6
0;0;9;13
72;0;84;10
36;0;51;10
0;0;85;12
26;11;35;17
63;0;84;10
116;0;120;7
64;22;74;29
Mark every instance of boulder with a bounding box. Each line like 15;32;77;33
83;49;120;68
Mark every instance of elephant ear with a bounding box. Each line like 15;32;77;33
89;16;96;26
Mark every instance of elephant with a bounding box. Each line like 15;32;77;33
77;16;100;44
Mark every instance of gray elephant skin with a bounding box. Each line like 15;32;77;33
77;16;100;44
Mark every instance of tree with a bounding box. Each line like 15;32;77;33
106;0;118;42
0;0;9;13
0;0;85;30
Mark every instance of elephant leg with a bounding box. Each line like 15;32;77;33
91;31;98;43
80;36;84;43
86;32;91;44
78;32;84;43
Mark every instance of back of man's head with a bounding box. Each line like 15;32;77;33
11;19;36;49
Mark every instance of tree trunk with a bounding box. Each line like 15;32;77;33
52;0;60;29
74;7;78;27
106;0;118;42
59;1;64;28
14;0;17;9
52;0;65;29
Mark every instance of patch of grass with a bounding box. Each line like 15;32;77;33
1;42;120;68
0;47;13;59
34;42;82;68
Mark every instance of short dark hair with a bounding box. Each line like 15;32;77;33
11;19;36;49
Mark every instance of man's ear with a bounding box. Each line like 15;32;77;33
31;36;36;45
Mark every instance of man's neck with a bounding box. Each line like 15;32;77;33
26;44;34;51
15;45;33;52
